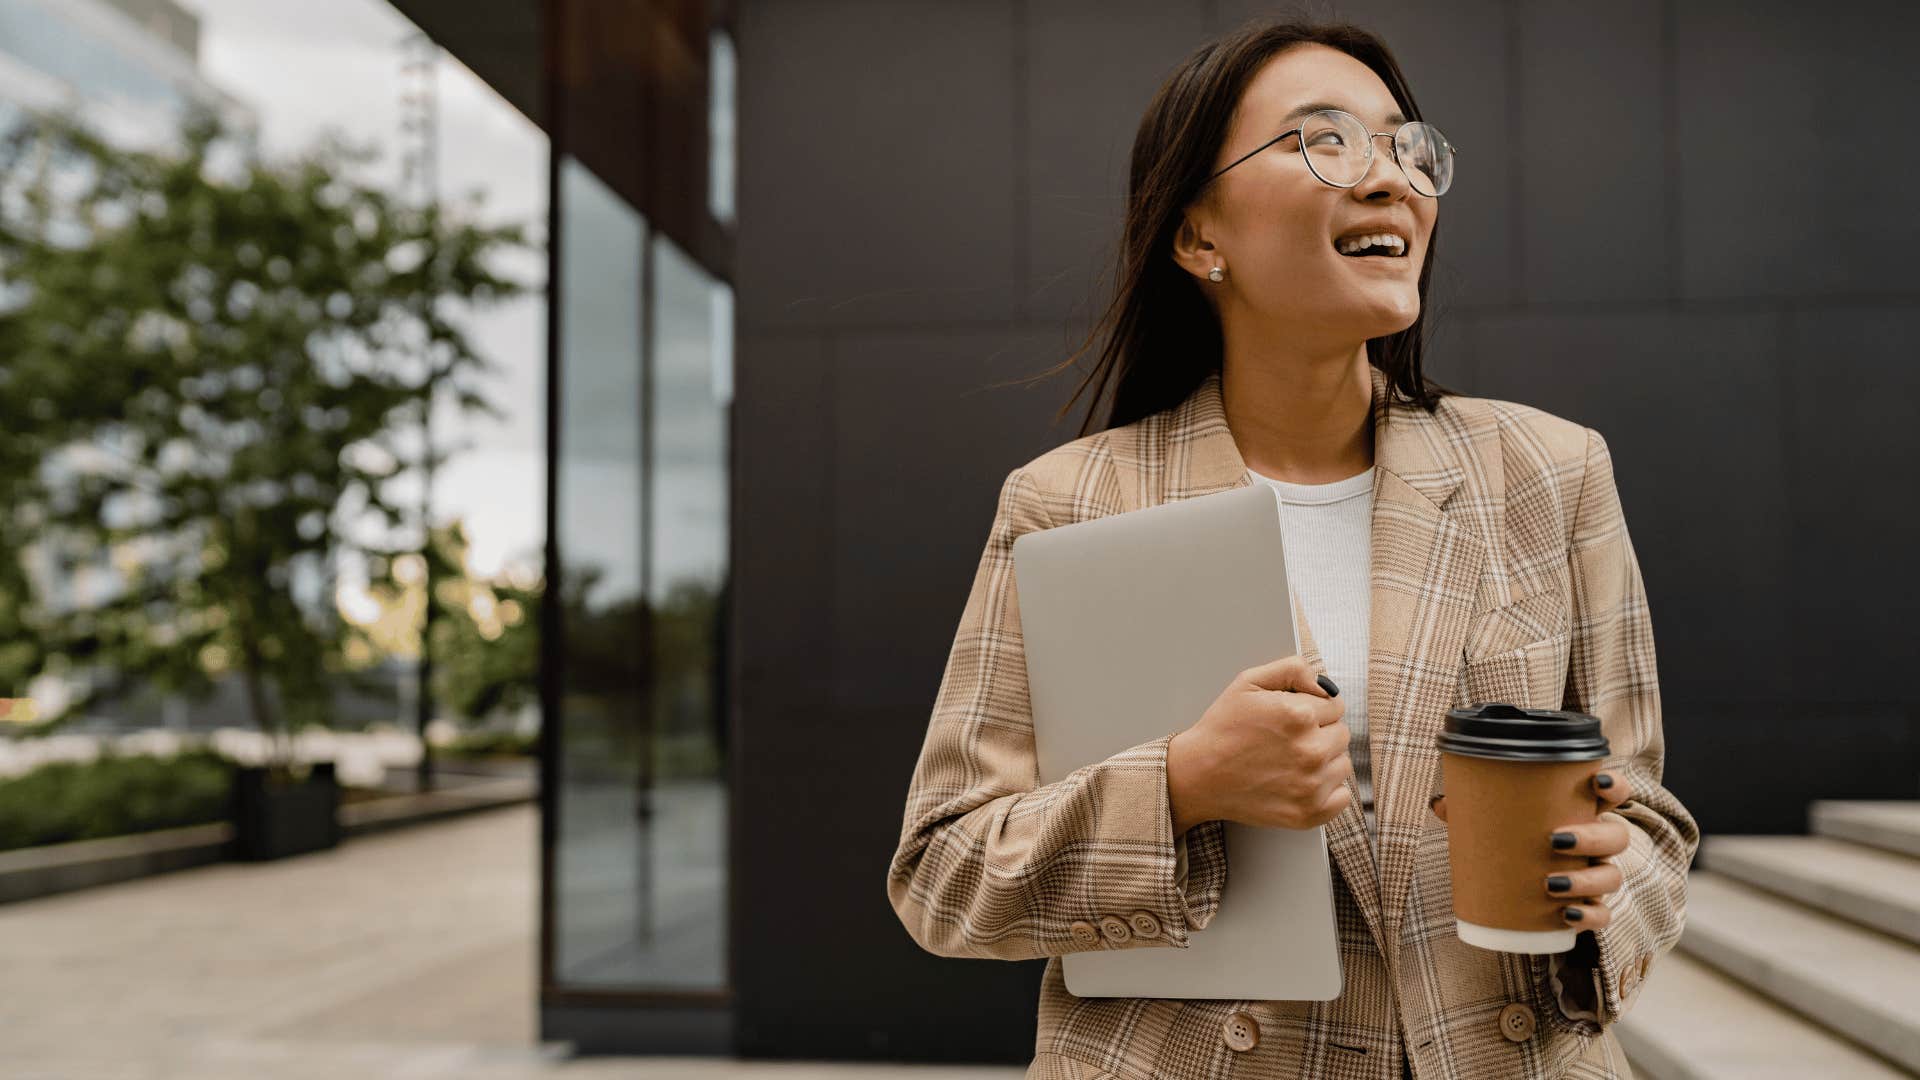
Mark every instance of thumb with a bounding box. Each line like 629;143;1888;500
1429;794;1449;824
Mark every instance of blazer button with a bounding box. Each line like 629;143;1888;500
1069;921;1102;948
1098;914;1133;945
1222;1011;1260;1052
1128;910;1163;939
1498;1002;1537;1043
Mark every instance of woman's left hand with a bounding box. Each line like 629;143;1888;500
1429;770;1634;930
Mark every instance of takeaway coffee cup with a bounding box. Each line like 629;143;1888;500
1437;702;1610;954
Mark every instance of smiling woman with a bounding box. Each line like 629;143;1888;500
890;13;1696;1080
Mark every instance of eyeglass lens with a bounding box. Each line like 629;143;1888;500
1300;110;1453;196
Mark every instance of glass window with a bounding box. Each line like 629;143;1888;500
637;232;730;990
707;28;735;227
552;154;648;986
551;163;731;993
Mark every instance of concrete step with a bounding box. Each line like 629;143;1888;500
1813;801;1920;859
1617;949;1911;1080
1704;834;1920;946
1679;872;1920;1073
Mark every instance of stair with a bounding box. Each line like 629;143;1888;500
1703;834;1920;946
1614;949;1909;1080
1811;801;1920;859
1619;801;1920;1079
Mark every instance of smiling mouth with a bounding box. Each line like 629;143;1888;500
1334;242;1408;259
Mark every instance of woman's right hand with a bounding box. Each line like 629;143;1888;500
1166;654;1352;834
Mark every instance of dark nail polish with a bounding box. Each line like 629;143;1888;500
1316;673;1339;697
1551;832;1577;850
1563;905;1583;922
1595;773;1615;790
1547;875;1572;894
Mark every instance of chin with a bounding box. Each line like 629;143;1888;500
1358;308;1420;340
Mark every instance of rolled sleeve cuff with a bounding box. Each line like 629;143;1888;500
1174;817;1228;933
1057;733;1230;953
1148;729;1228;945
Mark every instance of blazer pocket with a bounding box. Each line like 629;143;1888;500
1465;568;1572;661
1462;628;1573;711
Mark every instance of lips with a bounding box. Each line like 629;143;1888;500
1332;225;1413;258
1335;248;1416;270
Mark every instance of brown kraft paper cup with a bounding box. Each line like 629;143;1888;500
1438;703;1609;954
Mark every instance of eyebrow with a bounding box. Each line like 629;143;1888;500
1279;101;1407;128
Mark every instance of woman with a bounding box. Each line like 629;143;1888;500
886;17;1696;1080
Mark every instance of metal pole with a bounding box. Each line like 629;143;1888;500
399;32;440;792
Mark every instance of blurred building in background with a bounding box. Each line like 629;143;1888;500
0;0;254;148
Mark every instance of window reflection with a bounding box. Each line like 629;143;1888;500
639;232;729;990
553;155;647;986
551;161;731;993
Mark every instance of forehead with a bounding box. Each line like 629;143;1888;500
1232;44;1405;134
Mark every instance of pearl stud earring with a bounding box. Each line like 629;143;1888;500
1208;265;1224;282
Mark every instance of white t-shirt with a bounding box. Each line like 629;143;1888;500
1245;465;1377;850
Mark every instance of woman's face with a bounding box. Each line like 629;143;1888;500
1175;44;1438;349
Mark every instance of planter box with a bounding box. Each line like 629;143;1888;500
231;761;339;861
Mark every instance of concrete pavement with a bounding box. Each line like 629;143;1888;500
0;803;1022;1079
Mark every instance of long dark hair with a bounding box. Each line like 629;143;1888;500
1032;15;1460;438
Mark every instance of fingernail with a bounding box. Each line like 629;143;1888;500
1428;794;1443;811
1547;875;1572;894
1595;773;1615;789
1316;673;1339;697
1551;832;1577;850
1563;905;1584;922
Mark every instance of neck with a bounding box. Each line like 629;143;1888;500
1220;343;1375;484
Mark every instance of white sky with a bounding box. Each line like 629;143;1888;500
182;0;549;580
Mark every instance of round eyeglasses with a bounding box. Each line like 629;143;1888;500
1205;109;1458;197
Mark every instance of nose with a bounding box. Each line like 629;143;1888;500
1353;132;1413;197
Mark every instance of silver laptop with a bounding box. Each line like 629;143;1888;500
1012;481;1342;1000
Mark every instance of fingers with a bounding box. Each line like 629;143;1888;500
1309;720;1352;765
1257;688;1344;736
1241;655;1329;696
1307;778;1353;827
1548;817;1631;859
1592;769;1632;811
1311;749;1354;806
1556;900;1612;930
1544;862;1623;902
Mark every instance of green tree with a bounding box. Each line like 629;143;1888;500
0;104;532;762
351;518;541;726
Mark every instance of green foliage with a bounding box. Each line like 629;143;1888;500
422;521;541;725
0;103;532;746
0;748;235;850
441;726;539;759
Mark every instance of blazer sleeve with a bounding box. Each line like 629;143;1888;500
1544;427;1701;1030
886;465;1230;960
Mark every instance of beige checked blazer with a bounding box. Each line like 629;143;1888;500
887;364;1698;1080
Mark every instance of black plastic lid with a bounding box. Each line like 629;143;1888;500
1437;702;1609;762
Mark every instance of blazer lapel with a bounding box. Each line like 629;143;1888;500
1158;365;1486;962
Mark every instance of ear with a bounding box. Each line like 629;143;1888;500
1169;205;1220;283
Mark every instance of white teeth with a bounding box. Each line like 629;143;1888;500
1335;232;1407;256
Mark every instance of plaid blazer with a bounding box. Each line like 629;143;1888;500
887;364;1699;1080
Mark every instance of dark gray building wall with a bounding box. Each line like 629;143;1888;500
731;0;1919;1062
